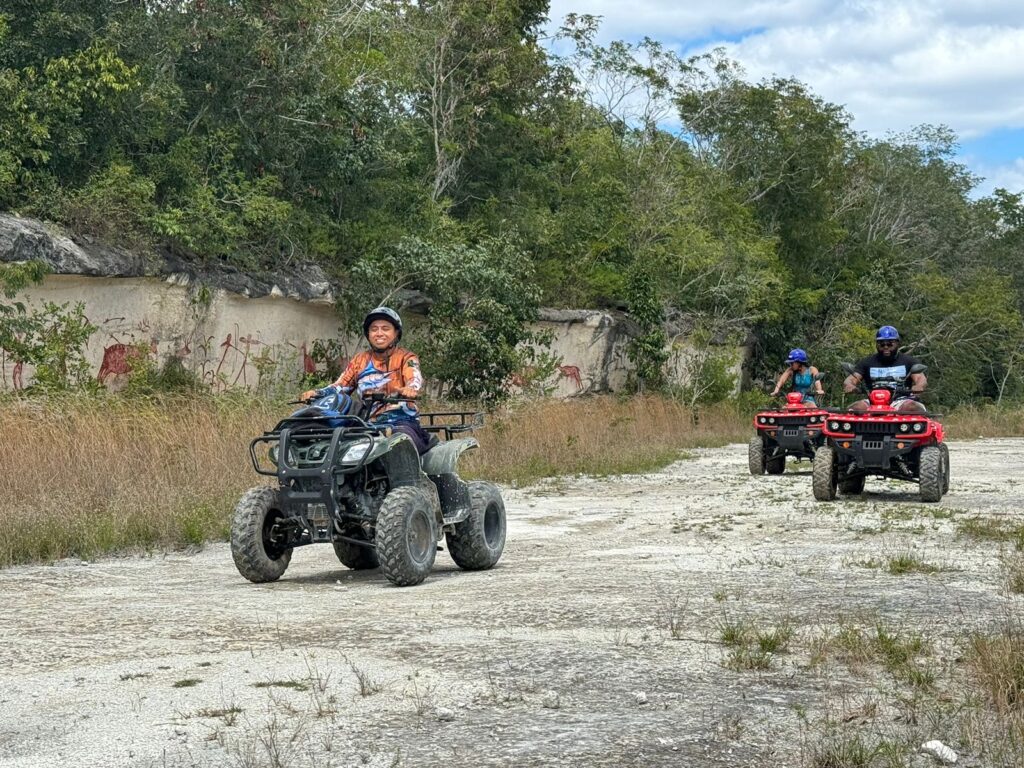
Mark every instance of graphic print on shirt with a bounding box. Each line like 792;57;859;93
869;365;909;382
355;364;393;396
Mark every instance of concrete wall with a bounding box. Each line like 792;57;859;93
5;275;352;392
3;274;748;395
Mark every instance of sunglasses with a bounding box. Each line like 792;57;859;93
876;340;897;347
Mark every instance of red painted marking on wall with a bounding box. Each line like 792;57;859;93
558;364;584;391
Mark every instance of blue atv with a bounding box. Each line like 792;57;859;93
230;393;506;587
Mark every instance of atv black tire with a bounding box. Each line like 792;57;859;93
919;445;944;503
940;443;950;494
376;486;438;586
813;446;838;501
748;437;766;476
839;473;866;495
765;451;786;475
231;487;293;583
332;538;380;570
447;481;506;571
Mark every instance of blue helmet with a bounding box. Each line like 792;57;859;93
785;348;809;364
876;325;900;341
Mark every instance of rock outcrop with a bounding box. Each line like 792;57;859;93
0;212;335;304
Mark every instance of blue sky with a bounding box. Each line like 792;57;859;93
547;0;1024;196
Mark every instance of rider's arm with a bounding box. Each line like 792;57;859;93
843;371;862;393
910;371;927;393
329;355;362;394
771;369;791;395
811;366;825;394
398;354;424;398
302;355;361;400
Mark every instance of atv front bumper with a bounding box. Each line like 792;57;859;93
829;434;921;470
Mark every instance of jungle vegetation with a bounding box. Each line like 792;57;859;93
1;0;1023;404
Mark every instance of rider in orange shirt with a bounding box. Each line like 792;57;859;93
301;307;432;453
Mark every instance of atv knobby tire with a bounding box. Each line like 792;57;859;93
813;446;838;501
919;445;944;503
940;443;950;494
446;481;507;571
376;486;438;586
765;451;786;475
748;436;766;476
231;487;293;583
839;473;866;495
333;538;380;570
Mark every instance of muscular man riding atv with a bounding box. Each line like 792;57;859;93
842;326;928;413
301;306;433;453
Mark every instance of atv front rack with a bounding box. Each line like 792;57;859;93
419;411;484;440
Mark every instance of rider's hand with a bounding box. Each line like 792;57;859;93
770;389;780;397
300;389;318;402
397;386;418;398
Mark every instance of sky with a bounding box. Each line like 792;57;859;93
547;0;1024;197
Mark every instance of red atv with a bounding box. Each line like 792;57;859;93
812;364;949;502
749;389;830;475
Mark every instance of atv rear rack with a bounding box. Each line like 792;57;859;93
418;411;484;440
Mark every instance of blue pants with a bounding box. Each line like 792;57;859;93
375;415;432;454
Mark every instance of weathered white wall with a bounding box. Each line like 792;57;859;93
3;274;748;395
6;275;352;391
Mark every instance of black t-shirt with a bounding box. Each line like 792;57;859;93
854;352;921;387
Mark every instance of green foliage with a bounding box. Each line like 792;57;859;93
24;301;98;391
0;262;98;392
625;265;668;391
1;6;1023;406
353;228;546;402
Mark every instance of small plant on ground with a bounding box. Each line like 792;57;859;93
251;680;309;691
887;551;941;575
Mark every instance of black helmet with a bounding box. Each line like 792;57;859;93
362;306;402;341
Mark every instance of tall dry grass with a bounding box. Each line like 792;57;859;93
0;394;747;567
3;393;1022;568
943;404;1024;439
0;395;282;566
462;395;749;485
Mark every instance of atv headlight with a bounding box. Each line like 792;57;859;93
340;442;371;463
830;421;839;430
842;422;851;431
900;423;909;432
759;417;767;424
768;417;776;424
913;422;924;433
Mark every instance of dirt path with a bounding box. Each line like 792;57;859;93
1;440;1021;768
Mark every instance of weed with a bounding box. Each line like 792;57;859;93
173;678;202;688
957;517;1024;549
195;706;243;726
887;551;941;575
251;680;309;691
1003;552;1024;595
718;617;753;648
757;623;794;655
725;646;773;671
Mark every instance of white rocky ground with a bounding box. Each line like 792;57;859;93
1;440;1021;768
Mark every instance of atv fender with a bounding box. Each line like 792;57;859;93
364;433;422;488
421;438;479;475
422;438;478;523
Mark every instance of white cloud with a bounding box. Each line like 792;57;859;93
972;157;1024;196
547;0;1024;140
